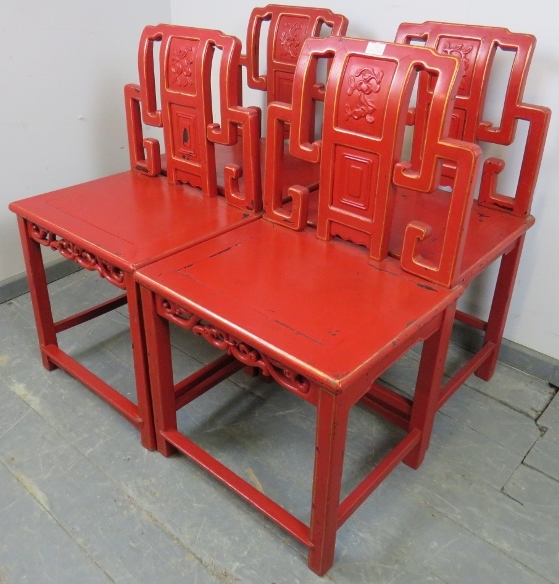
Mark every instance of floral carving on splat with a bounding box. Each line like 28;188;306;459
157;296;312;395
441;42;473;93
345;67;384;123
169;45;196;90
279;22;303;60
27;223;126;289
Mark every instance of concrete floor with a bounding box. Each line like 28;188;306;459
1;268;558;584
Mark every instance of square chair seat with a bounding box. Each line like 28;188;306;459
135;220;462;392
389;187;535;285
9;171;260;272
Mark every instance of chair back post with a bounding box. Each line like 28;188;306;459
124;83;162;176
262;36;322;229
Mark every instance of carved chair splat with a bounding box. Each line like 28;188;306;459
136;37;481;574
9;24;262;450
396;21;548;217
126;24;262;211
241;4;348;105
385;22;551;408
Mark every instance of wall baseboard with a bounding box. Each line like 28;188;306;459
451;321;559;387
1;263;557;386
0;260;82;304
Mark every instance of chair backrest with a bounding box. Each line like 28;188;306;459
125;24;262;212
263;36;482;288
241;4;348;104
395;22;550;217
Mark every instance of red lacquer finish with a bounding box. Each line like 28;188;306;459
214;5;349;197
265;37;481;288
136;37;480;574
241;4;348;104
9;25;262;450
389;22;551;395
128;25;262;211
395;22;549;217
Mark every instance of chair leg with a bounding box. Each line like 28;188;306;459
475;236;525;381
127;278;156;450
404;301;457;469
16;216;58;371
17;218;156;450
308;390;350;576
140;286;178;457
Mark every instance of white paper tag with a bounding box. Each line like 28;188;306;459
365;41;386;56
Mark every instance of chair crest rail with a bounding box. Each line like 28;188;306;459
241;4;348;102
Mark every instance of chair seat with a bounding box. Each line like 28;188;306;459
292;188;531;286
305;188;534;276
135;220;461;391
9;171;259;272
388;188;535;285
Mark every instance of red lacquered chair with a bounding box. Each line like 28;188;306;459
384;22;551;413
9;24;262;450
212;4;349;195
136;37;481;574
